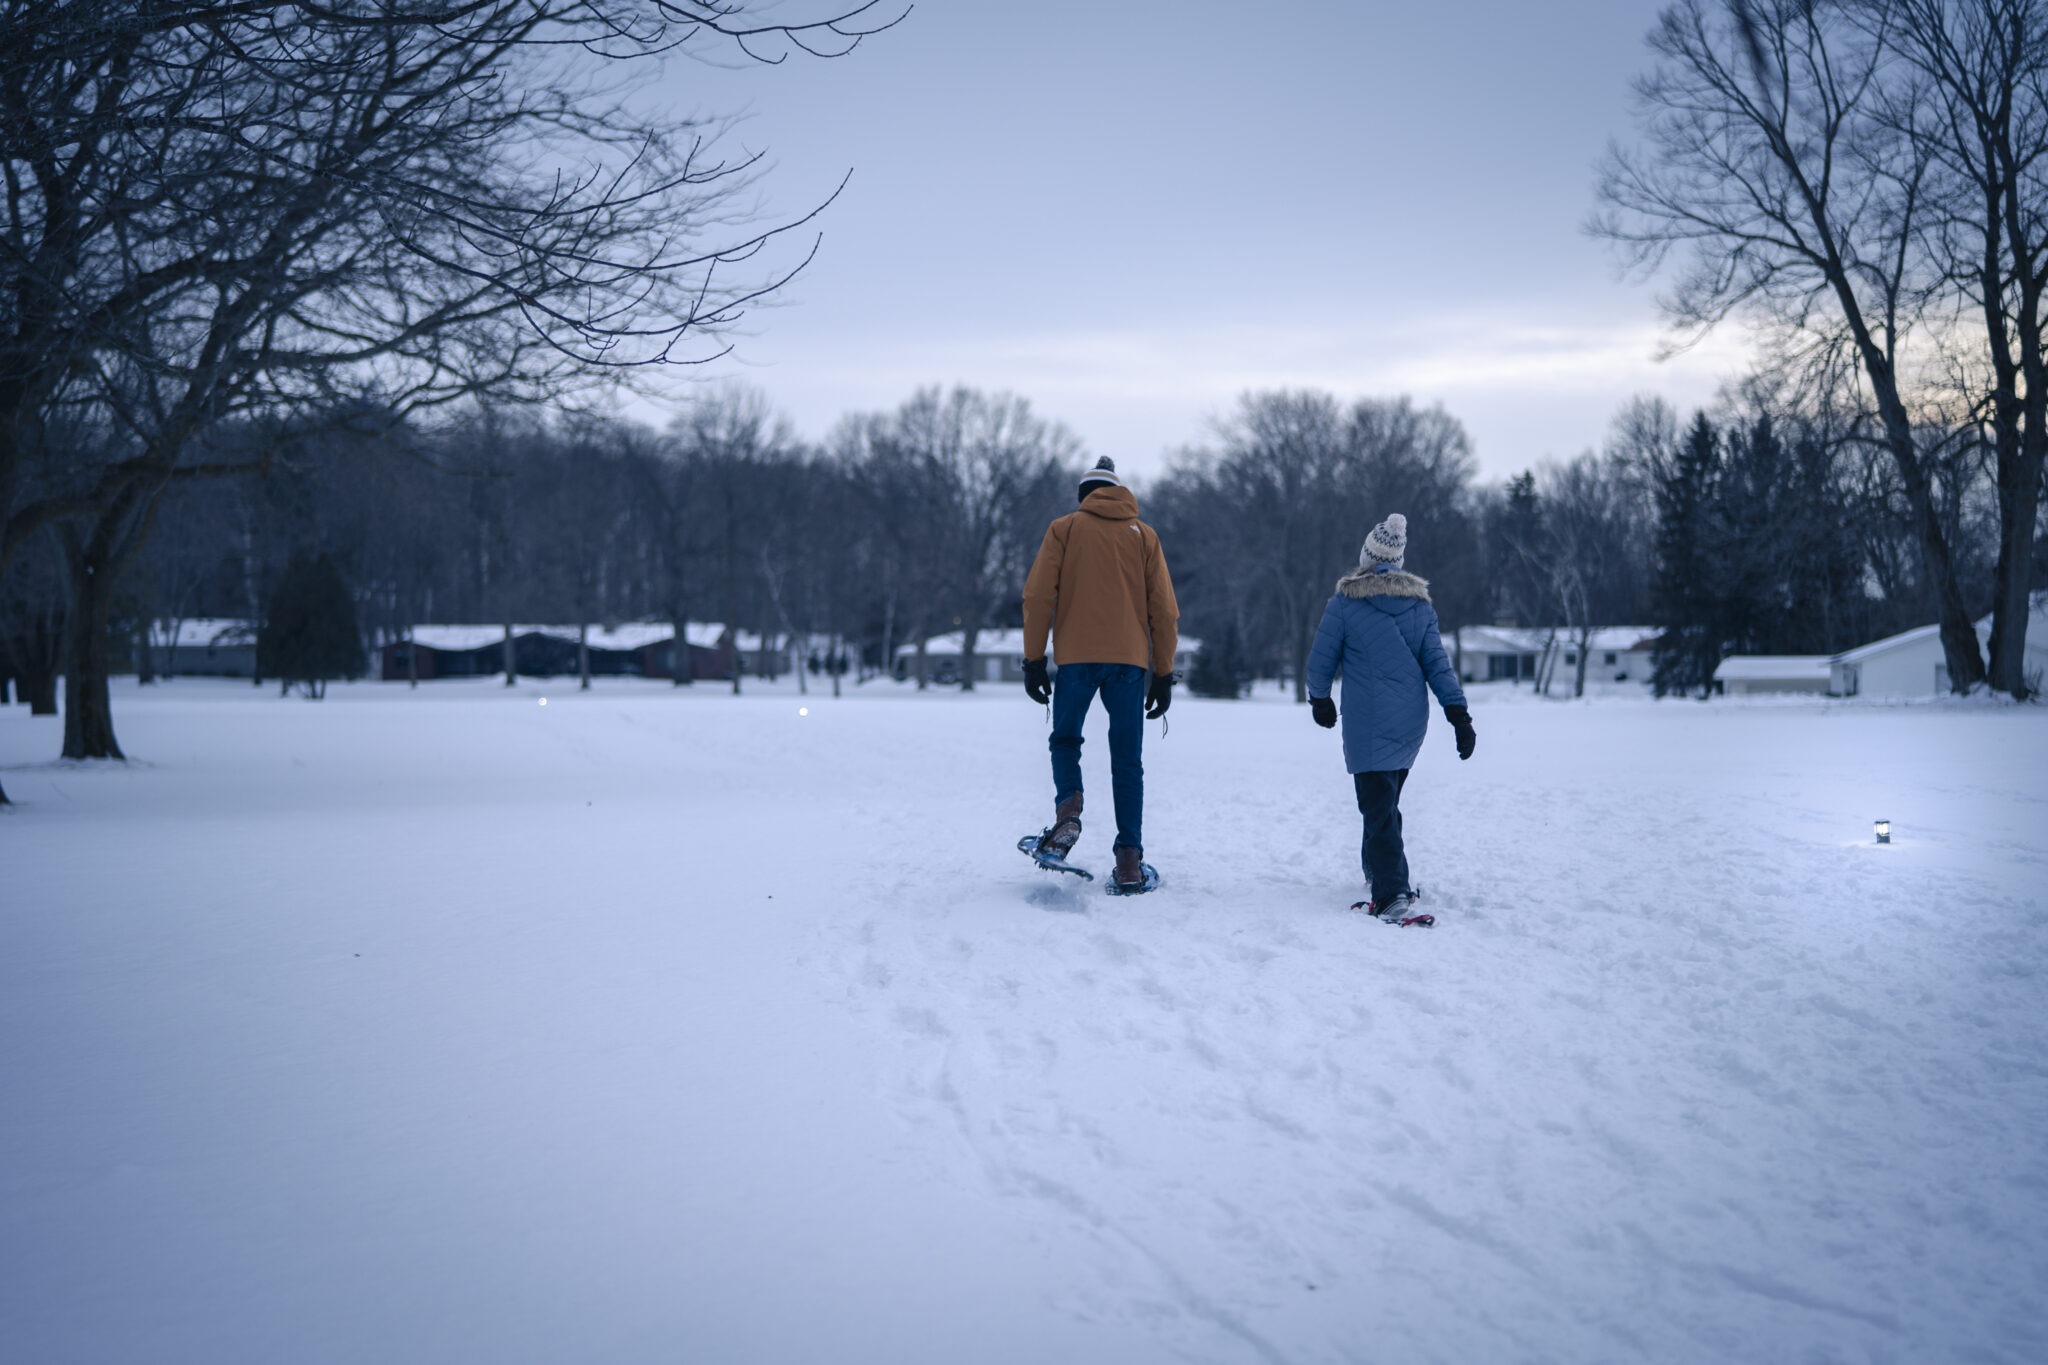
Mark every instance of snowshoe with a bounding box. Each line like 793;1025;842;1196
1017;832;1093;881
1106;848;1160;896
1349;891;1434;928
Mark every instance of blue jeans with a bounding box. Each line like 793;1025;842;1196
1049;662;1147;852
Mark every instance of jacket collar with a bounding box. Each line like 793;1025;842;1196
1335;567;1431;601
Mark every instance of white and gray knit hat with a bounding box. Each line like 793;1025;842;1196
1078;456;1123;498
1359;513;1407;569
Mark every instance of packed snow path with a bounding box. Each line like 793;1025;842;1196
4;681;2044;1363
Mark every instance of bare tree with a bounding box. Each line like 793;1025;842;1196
671;384;799;695
0;0;899;775
1596;0;1989;690
1875;0;2048;695
1168;392;1475;700
859;388;1075;690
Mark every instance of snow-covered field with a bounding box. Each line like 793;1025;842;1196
3;678;2044;1364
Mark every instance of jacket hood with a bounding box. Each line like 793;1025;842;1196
1335;567;1431;602
1079;485;1140;521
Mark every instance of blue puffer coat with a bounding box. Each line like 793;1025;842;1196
1305;568;1467;773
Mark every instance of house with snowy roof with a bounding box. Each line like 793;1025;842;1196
143;618;258;677
893;629;1198;685
1713;654;1832;696
1830;597;2048;698
1452;626;1658;686
379;623;733;681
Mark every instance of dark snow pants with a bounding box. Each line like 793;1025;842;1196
1049;662;1147;852
1353;768;1410;899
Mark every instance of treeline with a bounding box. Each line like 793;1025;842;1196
1156;387;2019;701
3;385;1082;706
8;377;2025;727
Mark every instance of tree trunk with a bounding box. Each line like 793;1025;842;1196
59;539;124;760
670;607;692;686
1572;624;1593;699
136;619;156;685
1986;356;2045;696
8;614;62;715
1291;597;1315;704
958;618;981;692
578;622;591;691
502;623;516;686
407;628;419;688
1829;283;1987;692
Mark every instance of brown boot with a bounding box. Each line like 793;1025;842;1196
1113;845;1146;890
1035;792;1083;861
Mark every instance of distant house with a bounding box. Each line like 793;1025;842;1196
145;618;258;678
894;629;1199;685
380;625;515;680
1452;626;1657;685
1714;655;1832;696
1453;626;1543;683
379;622;734;682
646;623;734;681
1830;597;2048;698
1828;624;1949;699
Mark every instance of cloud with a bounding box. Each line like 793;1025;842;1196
756;315;1750;406
642;312;1756;478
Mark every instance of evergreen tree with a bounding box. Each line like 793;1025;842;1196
1186;620;1250;699
258;554;362;698
1651;413;1722;697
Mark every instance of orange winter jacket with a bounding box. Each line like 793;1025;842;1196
1021;486;1179;673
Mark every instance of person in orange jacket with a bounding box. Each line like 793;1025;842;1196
1020;456;1179;892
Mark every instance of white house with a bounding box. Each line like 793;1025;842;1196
145;618;257;677
1828;624;1948;698
1829;596;2048;698
1452;626;1658;686
1714;654;1833;696
1453;626;1544;683
895;629;1198;685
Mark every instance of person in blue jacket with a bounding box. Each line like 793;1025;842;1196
1305;513;1477;919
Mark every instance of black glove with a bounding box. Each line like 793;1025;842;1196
1310;695;1338;729
1444;704;1476;760
1024;657;1051;705
1145;671;1174;719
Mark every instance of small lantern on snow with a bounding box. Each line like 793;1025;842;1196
1874;819;1891;845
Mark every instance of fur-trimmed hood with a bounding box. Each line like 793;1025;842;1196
1335;568;1431;602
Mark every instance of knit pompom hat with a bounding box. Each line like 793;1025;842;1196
1359;513;1407;570
1078;456;1122;499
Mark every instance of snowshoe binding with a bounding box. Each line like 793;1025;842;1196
1019;795;1092;881
1105;846;1160;897
1350;889;1433;928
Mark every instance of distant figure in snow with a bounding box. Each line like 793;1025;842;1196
1020;456;1180;893
1305;513;1476;919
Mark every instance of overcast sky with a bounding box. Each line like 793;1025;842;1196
639;0;1748;480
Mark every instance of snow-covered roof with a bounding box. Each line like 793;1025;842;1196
894;629;1201;660
1457;626;1657;654
1713;655;1832;682
409;624;525;651
1830;595;2048;666
150;618;255;649
1832;623;1943;665
576;623;674;651
405;622;728;652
